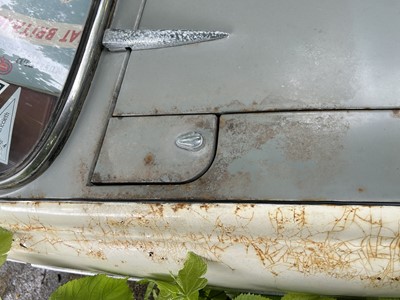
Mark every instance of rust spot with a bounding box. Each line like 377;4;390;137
278;115;349;161
172;203;189;212
149;203;164;216
29;193;46;199
3;202;400;290
235;206;241;214
79;160;89;183
144;153;155;166
91;172;101;181
392;110;400;118
195;119;206;128
107;219;127;227
87;249;107;260
199;204;210;211
219;118;226;128
358;187;365;193
189;116;277;197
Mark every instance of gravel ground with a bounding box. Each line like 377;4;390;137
0;261;148;300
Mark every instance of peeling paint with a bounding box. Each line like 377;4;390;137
0;201;399;296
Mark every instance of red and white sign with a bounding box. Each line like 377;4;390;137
0;8;83;49
0;57;12;75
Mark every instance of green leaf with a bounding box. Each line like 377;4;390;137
225;291;242;299
175;252;208;299
142;279;178;300
49;274;133;300
156;280;181;299
144;281;156;300
281;293;336;300
200;288;227;300
0;227;12;267
144;252;208;300
235;294;272;300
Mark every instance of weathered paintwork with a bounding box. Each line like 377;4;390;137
92;115;217;183
2;1;400;201
115;0;400;116
0;0;91;94
5;110;400;202
0;0;399;297
0;201;399;297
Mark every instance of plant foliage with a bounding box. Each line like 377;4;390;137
143;251;208;300
49;274;133;300
0;227;12;267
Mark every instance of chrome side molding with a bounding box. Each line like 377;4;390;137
103;29;229;51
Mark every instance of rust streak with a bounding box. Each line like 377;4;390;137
144;152;155;166
2;203;400;289
171;203;189;212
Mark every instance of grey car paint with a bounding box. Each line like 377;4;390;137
116;0;400;116
1;0;400;203
1;0;400;296
93;115;217;183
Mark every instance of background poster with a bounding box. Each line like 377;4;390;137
0;0;91;95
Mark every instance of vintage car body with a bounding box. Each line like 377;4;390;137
0;0;399;297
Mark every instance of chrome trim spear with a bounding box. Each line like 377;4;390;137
102;29;229;52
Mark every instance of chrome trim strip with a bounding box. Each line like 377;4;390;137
103;29;229;52
0;0;114;188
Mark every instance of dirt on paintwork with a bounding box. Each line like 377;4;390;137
191;113;350;198
276;114;350;161
392;110;400;118
192;115;277;197
143;152;155;166
77;111;359;201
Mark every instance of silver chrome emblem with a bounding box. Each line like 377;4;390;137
175;132;204;152
103;29;229;52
